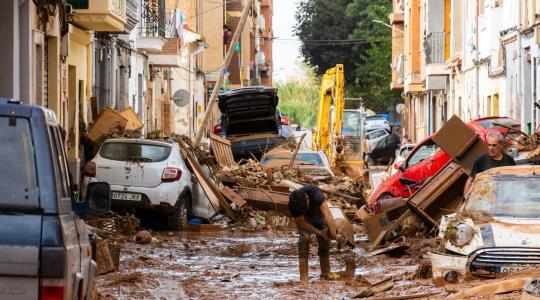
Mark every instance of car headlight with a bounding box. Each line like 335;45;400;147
450;223;475;247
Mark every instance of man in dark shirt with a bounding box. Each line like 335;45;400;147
289;185;338;282
464;132;516;195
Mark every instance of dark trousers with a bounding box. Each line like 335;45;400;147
297;220;330;259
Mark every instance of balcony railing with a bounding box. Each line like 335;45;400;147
140;0;166;38
425;32;445;64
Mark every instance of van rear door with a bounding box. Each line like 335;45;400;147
0;116;41;299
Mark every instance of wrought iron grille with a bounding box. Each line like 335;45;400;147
140;0;165;38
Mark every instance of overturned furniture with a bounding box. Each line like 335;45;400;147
358;115;488;245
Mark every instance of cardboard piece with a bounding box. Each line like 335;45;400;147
88;107;128;142
118;107;144;131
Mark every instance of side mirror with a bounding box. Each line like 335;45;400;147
76;182;111;216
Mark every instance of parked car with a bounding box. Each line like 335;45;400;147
260;147;334;180
430;165;540;283
84;138;192;229
214;86;292;159
365;128;391;154
390;143;416;176
468;116;521;141
0;99;110;300
364;115;391;132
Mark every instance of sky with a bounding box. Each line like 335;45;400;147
272;0;304;82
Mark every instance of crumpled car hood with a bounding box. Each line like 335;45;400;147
440;214;540;255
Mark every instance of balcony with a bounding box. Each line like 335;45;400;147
425;32;449;77
148;38;182;67
69;0;127;32
135;0;166;52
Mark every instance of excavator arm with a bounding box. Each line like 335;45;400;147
314;64;345;169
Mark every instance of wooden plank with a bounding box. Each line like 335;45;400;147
447;278;528;299
220;186;247;207
210;133;235;168
88;107;128;142
95;240;115;275
237;187;290;213
118;107;144;131
179;143;237;221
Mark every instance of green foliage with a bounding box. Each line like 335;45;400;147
294;0;402;113
276;65;319;129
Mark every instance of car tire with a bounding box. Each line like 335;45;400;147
166;193;191;230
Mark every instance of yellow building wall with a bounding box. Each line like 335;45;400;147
66;26;92;160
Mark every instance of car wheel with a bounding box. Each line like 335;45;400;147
166;193;191;230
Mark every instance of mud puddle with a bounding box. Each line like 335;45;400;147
96;231;444;299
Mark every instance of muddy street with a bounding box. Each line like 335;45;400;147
96;230;447;300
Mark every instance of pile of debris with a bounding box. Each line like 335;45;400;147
85;212;142;275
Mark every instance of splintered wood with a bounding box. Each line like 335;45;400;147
179;142;237;221
210;133;235;168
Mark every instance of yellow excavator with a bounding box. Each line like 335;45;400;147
313;64;366;178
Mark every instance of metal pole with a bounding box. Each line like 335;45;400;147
194;0;253;144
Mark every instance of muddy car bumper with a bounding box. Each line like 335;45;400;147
468;247;540;275
107;183;184;211
429;252;468;286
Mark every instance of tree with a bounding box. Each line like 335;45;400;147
294;0;360;85
276;63;319;128
294;0;402;113
346;0;402;112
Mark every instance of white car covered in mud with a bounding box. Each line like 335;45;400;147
84;138;193;229
430;165;540;284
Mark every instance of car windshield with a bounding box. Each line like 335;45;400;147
464;176;540;218
0;117;39;207
407;140;439;168
343;111;361;137
100;142;172;162
366;116;385;121
367;130;387;140
261;153;324;166
478;118;520;130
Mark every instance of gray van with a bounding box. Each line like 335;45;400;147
0;99;110;300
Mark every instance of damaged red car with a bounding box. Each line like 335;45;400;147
369;116;520;211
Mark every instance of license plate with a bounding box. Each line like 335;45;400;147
500;266;528;275
112;192;142;201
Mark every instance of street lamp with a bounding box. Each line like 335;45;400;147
372;19;404;34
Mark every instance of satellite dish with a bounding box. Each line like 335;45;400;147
172;89;189;107
396;103;406;114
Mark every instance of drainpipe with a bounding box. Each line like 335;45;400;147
518;0;525;130
428;92;432;135
474;0;480;119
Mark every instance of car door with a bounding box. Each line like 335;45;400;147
49;125;83;299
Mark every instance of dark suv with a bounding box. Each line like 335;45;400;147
215;86;292;159
0;99;111;300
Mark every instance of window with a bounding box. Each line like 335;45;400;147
465;177;540;218
49;126;70;198
0;117;39;207
367;130;387;140
100;142;172;162
406;140;439;168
